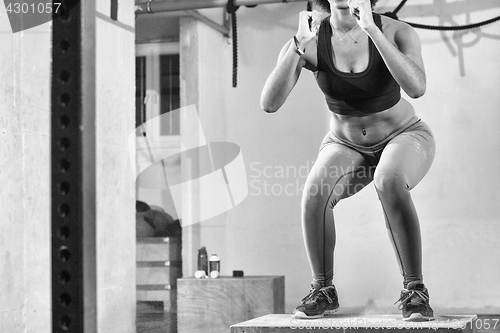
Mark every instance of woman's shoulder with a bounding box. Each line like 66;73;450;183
376;14;413;30
378;13;416;40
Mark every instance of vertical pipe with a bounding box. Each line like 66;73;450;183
81;0;97;330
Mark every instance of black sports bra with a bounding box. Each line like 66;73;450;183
309;13;401;115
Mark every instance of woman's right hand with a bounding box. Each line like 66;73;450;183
295;10;322;44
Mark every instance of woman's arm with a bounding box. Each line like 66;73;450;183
367;22;426;99
260;39;307;113
349;0;426;99
260;11;321;113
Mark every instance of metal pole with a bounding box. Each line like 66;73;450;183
51;0;96;331
136;0;306;15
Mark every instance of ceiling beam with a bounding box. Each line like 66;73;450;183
186;10;230;37
135;0;306;15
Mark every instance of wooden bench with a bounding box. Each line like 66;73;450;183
178;276;285;333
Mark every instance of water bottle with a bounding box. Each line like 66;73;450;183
209;254;220;278
197;246;208;276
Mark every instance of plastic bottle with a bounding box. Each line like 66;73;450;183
209;254;220;278
197;246;208;276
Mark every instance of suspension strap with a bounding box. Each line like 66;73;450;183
226;0;239;87
383;0;500;31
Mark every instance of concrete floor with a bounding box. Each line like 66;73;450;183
137;302;177;333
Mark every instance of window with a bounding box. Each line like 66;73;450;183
136;56;147;129
159;54;180;135
135;43;180;140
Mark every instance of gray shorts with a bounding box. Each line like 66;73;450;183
319;118;434;166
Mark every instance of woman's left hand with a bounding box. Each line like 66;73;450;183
348;0;376;32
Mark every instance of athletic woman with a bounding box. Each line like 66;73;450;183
260;0;435;321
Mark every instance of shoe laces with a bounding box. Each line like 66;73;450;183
320;289;334;304
394;288;429;310
301;287;334;305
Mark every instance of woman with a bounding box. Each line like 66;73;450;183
260;0;435;321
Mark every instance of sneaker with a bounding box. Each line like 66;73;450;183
395;281;434;321
292;285;339;319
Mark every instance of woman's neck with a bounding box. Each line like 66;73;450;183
329;8;358;31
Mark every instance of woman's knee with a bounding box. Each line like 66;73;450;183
301;181;338;215
373;170;410;195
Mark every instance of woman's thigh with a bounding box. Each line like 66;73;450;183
303;143;374;207
374;122;436;191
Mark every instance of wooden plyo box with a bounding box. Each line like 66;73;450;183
178;276;285;333
231;313;478;333
136;237;182;312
